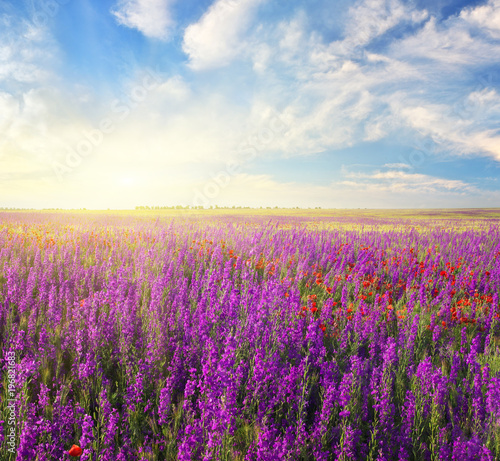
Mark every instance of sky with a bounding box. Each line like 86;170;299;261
0;0;500;209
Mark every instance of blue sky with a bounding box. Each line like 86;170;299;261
0;0;499;208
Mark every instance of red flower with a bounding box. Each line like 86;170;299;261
69;445;82;457
319;323;326;332
310;307;318;314
442;321;446;328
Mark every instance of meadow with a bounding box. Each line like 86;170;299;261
0;209;499;460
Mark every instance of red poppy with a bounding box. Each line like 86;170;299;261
69;445;82;457
311;307;318;314
442;321;446;328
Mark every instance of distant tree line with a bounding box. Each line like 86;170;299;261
134;206;322;210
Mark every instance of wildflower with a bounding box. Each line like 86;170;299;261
69;445;82;457
311;307;318;314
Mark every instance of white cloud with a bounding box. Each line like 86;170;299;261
341;167;479;195
187;171;497;209
112;0;175;40
342;0;428;52
182;0;264;70
390;99;500;162
0;16;57;85
460;0;500;39
383;163;411;169
391;14;500;66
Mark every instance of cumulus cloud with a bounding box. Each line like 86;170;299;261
460;0;500;39
183;0;264;70
112;0;175;40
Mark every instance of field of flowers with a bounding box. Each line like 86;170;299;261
0;210;499;460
